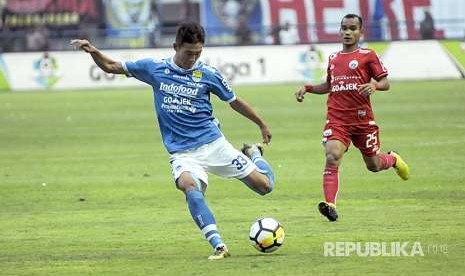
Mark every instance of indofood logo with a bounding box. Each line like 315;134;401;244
159;82;199;96
33;52;61;89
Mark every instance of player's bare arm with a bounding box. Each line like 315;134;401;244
70;39;125;75
295;82;330;102
229;97;272;144
358;76;390;97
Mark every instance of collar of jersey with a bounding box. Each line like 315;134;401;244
339;47;361;55
168;57;201;73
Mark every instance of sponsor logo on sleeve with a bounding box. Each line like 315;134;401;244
221;77;232;92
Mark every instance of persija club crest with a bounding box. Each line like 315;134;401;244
349;60;359;69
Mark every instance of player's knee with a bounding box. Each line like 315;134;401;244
176;181;197;193
325;152;341;165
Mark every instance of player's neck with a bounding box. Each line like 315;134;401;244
172;56;196;71
173;55;186;69
342;44;360;53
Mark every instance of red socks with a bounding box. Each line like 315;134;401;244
322;154;396;204
378;153;396;170
323;164;339;204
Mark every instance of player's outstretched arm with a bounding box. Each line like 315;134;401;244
295;82;330;102
70;39;125;75
229;97;272;144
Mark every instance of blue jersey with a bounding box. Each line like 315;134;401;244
122;57;236;154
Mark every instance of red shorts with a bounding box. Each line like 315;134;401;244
322;121;381;157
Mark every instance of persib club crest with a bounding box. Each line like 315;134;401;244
192;70;203;82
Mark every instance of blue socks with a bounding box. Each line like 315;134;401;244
186;189;223;249
250;150;275;191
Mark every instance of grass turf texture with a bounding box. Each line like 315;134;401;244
441;40;465;72
1;80;464;275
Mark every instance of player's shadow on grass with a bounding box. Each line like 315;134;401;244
236;253;287;258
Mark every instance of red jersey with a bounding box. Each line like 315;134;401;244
325;48;388;125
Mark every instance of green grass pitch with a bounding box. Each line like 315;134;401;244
1;80;464;275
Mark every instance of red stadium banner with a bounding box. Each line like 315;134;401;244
261;0;452;42
0;0;101;29
212;0;463;43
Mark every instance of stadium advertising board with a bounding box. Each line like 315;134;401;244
0;56;10;91
0;40;463;91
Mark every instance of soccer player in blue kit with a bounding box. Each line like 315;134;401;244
71;22;275;260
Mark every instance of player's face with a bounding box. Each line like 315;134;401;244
173;42;203;69
339;17;363;49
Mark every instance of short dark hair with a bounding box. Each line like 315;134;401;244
341;13;363;28
175;21;205;46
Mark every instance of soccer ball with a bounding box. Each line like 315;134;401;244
249;217;285;253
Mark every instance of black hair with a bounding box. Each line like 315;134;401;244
341;13;363;28
175;21;205;46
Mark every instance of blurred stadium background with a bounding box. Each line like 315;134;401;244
1;0;465;92
1;0;465;51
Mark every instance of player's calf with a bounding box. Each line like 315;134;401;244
363;152;396;172
365;162;382;172
241;171;272;196
241;142;275;194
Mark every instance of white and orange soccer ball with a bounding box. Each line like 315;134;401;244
249;217;285;253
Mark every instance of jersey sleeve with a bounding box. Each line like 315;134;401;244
207;68;236;103
122;58;155;85
368;51;388;81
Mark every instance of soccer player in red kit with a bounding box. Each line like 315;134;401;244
295;14;409;222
